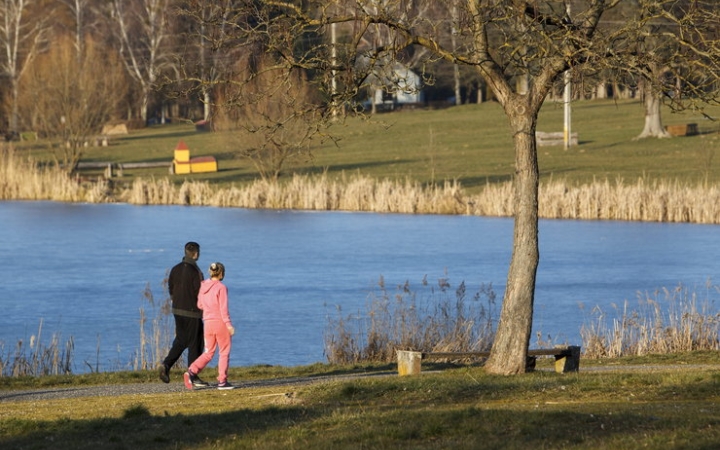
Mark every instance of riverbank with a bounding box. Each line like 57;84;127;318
3;100;720;222
4;145;720;223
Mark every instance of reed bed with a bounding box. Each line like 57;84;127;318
0;145;110;203
581;282;720;358
6;143;720;223
119;173;720;224
0;280;174;377
133;282;175;372
534;178;720;223
324;276;720;364
0;319;74;377
324;275;498;364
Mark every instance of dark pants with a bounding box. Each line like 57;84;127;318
162;315;203;369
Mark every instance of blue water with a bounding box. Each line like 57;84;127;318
1;201;718;373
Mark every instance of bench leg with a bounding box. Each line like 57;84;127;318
525;356;537;372
397;350;423;376
554;345;581;373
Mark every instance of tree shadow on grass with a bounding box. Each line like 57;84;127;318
4;374;720;449
2;404;318;450
117;129;200;143
297;158;419;176
4;399;700;450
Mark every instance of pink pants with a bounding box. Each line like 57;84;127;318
189;319;232;383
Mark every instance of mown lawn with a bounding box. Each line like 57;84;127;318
16;99;720;194
2;353;720;449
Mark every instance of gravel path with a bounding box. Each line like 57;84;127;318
2;365;715;404
0;372;396;404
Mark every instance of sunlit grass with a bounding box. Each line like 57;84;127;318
12;99;720;190
4;99;720;222
2;362;720;449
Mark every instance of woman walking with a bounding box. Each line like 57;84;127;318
184;262;236;390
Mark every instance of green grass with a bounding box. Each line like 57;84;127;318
17;99;720;194
2;354;720;449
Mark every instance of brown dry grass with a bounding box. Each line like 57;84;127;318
6;143;720;223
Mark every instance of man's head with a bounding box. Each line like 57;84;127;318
184;241;200;260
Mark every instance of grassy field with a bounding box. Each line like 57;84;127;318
2;353;720;449
15;99;720;194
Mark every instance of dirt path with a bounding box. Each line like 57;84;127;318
0;371;396;403
2;364;715;403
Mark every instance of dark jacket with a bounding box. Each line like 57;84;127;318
168;257;204;318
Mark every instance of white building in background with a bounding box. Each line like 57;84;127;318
365;62;424;111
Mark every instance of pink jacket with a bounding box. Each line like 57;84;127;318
197;279;233;328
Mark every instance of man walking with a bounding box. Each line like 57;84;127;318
158;241;208;387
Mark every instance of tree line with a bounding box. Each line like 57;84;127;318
2;2;716;158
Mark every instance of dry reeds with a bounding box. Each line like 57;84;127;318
580;282;720;358
0;144;103;202
0;280;175;377
536;178;720;223
0;319;74;377
469;177;720;223
5;141;720;222
324;275;498;364
133;281;174;371
119;173;467;214
73;174;720;224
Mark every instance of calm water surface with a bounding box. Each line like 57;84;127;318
1;201;718;373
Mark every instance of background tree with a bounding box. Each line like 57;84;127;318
109;0;176;124
58;0;92;61
600;0;720;138
215;56;322;181
18;35;127;171
177;0;238;122
174;1;326;179
0;0;50;137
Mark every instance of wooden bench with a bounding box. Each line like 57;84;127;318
397;345;581;376
665;123;698;137
536;131;578;147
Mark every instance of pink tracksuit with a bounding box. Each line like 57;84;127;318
189;279;233;383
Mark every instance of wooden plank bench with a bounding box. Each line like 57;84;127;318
536;131;578;146
397;345;581;376
666;123;698;136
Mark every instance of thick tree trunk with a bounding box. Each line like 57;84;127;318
637;85;671;138
484;98;540;375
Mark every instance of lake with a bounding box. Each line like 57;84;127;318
1;201;718;373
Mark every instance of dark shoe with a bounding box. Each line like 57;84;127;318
217;381;235;390
183;371;194;390
192;375;210;388
158;364;170;384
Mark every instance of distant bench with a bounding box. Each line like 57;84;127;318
76;161;172;178
397;345;581;376
536;131;578;147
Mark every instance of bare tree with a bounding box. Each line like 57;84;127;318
19;35;127;171
57;0;104;62
176;1;718;374
603;0;719;138
208;50;322;180
174;1;327;179
109;0;175;123
0;0;50;137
